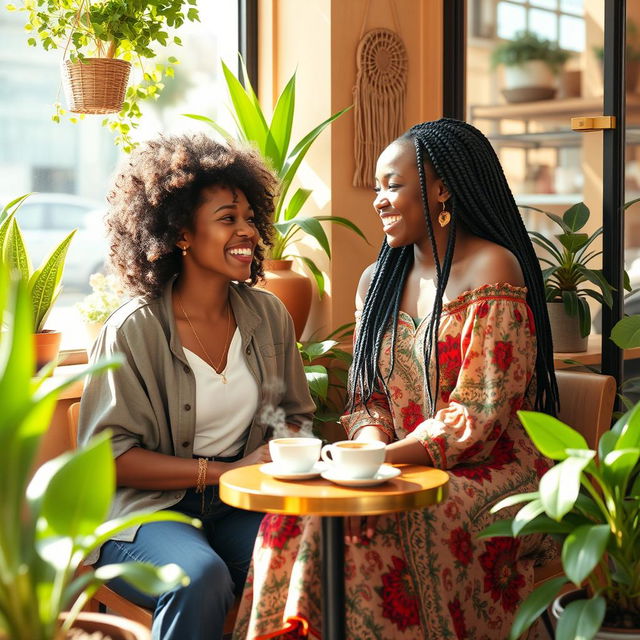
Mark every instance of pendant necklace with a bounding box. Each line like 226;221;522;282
177;295;232;384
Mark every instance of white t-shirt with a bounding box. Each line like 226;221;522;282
184;328;260;457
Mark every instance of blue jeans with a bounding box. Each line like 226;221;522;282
96;476;264;640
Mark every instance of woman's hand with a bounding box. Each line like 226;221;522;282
235;444;271;468
344;515;379;544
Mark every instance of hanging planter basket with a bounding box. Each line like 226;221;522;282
62;58;131;114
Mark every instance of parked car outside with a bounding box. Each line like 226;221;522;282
9;192;108;292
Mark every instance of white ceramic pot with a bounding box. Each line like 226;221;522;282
552;590;640;639
504;60;556;89
547;301;589;353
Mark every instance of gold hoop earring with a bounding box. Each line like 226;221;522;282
438;202;451;228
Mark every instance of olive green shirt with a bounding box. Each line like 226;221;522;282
79;278;315;559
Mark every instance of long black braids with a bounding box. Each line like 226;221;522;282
348;118;559;417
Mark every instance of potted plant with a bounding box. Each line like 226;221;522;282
525;201;628;352
75;272;128;343
594;19;640;94
185;60;367;338
297;323;354;440
0;194;77;370
6;0;199;152
0;266;199;640
480;403;640;639
491;30;571;102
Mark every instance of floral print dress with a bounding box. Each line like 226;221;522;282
233;284;554;640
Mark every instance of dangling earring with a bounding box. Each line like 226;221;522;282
181;246;188;257
438;202;451;228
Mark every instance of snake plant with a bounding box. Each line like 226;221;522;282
0;194;75;333
185;60;366;295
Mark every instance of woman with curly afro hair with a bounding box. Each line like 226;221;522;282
78;133;315;640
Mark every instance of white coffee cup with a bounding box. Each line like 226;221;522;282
320;440;386;479
269;437;322;474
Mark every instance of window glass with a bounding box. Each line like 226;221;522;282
559;14;586;51
0;0;240;350
497;3;527;39
530;0;557;9
529;8;558;41
560;0;583;15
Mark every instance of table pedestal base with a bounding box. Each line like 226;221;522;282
321;516;345;640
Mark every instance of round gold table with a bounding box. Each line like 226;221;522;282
219;463;449;640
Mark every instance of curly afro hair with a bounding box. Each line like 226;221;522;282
106;133;277;297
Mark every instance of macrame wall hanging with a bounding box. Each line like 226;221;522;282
352;0;408;188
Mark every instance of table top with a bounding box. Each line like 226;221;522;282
219;464;449;516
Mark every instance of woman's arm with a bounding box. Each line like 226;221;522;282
115;445;271;488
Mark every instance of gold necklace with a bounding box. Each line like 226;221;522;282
177;295;233;384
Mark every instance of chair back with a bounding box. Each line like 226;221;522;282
555;370;616;449
67;401;80;449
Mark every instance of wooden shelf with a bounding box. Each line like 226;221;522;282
471;95;640;121
554;335;640;369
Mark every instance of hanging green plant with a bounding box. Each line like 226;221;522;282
7;0;200;152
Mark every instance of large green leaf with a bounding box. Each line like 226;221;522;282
508;576;568;640
0;193;31;225
517;411;589;459
314;215;368;242
612;400;640;450
182;113;234;140
611;314;640;349
558;232;589;253
273;217;331;257
32;431;114;539
561;524;610;586
602;448;640;495
302;340;339;361
576;267;613;307
3;217;32;282
512;498;546;535
265;72;296;174
305;364;328;399
561;290;579;317
555;595;605;640
562;202;589;232
277;105;352;216
490;491;540;514
29;229;76;332
576;297;591;339
221;60;269;156
296;255;325;296
284;188;313;222
539;453;594;520
529;231;564;262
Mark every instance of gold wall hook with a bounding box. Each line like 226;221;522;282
571;116;616;131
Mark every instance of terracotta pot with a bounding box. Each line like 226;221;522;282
547;301;588;353
33;330;62;372
259;260;312;339
552;589;640;638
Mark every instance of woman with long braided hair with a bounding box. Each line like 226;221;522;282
233;119;558;640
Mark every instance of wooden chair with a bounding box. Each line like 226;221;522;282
67;402;239;634
532;370;616;635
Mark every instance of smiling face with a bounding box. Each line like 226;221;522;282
373;140;448;249
178;185;258;282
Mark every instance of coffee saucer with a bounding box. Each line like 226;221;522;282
320;464;401;487
260;461;327;480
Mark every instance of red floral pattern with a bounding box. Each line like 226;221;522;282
449;527;474;566
379;556;420;631
235;285;555;640
448;597;468;639
479;538;526;612
259;515;301;550
438;334;462;401
492;341;513;371
401;401;424;433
